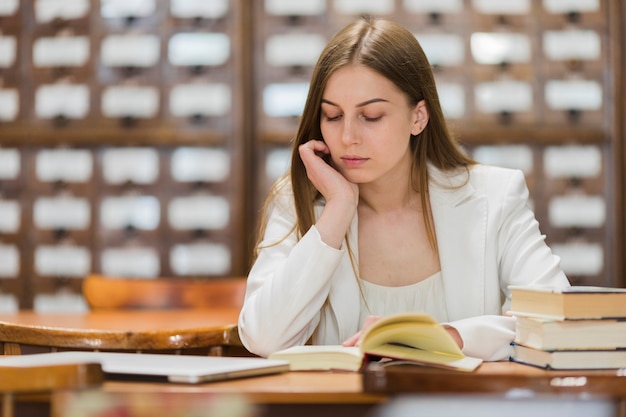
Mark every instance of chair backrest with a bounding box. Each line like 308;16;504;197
82;274;247;310
0;362;103;417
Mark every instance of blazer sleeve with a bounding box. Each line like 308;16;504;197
495;169;570;307
452;315;515;361
451;168;570;362
238;193;344;358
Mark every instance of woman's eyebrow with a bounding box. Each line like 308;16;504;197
321;98;389;107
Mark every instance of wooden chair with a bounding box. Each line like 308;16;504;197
81;274;249;356
82;274;247;310
0;362;103;417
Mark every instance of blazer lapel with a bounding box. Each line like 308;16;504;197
429;166;487;320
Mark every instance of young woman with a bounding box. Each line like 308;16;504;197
238;16;569;361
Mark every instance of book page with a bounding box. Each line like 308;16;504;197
360;313;464;357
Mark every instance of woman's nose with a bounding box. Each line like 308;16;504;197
341;119;360;145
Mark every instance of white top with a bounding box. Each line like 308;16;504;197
358;272;449;325
239;164;571;361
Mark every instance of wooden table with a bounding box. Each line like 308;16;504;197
52;362;626;417
56;370;387;417
363;361;626;417
363;360;626;396
0;309;243;355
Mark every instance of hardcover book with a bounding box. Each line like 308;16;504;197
511;343;626;370
514;315;626;350
509;285;626;320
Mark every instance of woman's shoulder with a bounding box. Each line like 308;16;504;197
466;164;530;202
429;162;523;187
429;163;528;200
468;163;526;186
469;163;524;179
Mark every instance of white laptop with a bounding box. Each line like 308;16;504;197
0;351;290;384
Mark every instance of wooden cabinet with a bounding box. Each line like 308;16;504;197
0;0;624;310
0;0;248;310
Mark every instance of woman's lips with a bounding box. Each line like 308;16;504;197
341;156;368;168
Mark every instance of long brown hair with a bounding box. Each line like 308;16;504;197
253;16;474;261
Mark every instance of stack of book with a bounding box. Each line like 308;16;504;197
508;285;626;370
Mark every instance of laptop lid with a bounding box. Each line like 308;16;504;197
0;351;290;384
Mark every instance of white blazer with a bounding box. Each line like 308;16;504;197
238;164;570;361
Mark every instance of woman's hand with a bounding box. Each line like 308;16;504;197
342;315;381;347
299;140;359;249
443;324;464;349
298;140;358;207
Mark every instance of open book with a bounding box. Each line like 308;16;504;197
268;313;482;372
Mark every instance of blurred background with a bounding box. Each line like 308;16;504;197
0;0;623;312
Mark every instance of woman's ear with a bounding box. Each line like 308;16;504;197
411;100;429;136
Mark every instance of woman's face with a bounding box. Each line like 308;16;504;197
319;65;427;186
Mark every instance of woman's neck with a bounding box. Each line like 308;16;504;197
359;179;420;214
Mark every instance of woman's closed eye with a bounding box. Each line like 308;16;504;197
322;107;383;123
323;113;342;122
362;114;382;122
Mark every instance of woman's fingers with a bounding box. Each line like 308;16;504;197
342;331;362;347
342;315;383;347
299;140;330;169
